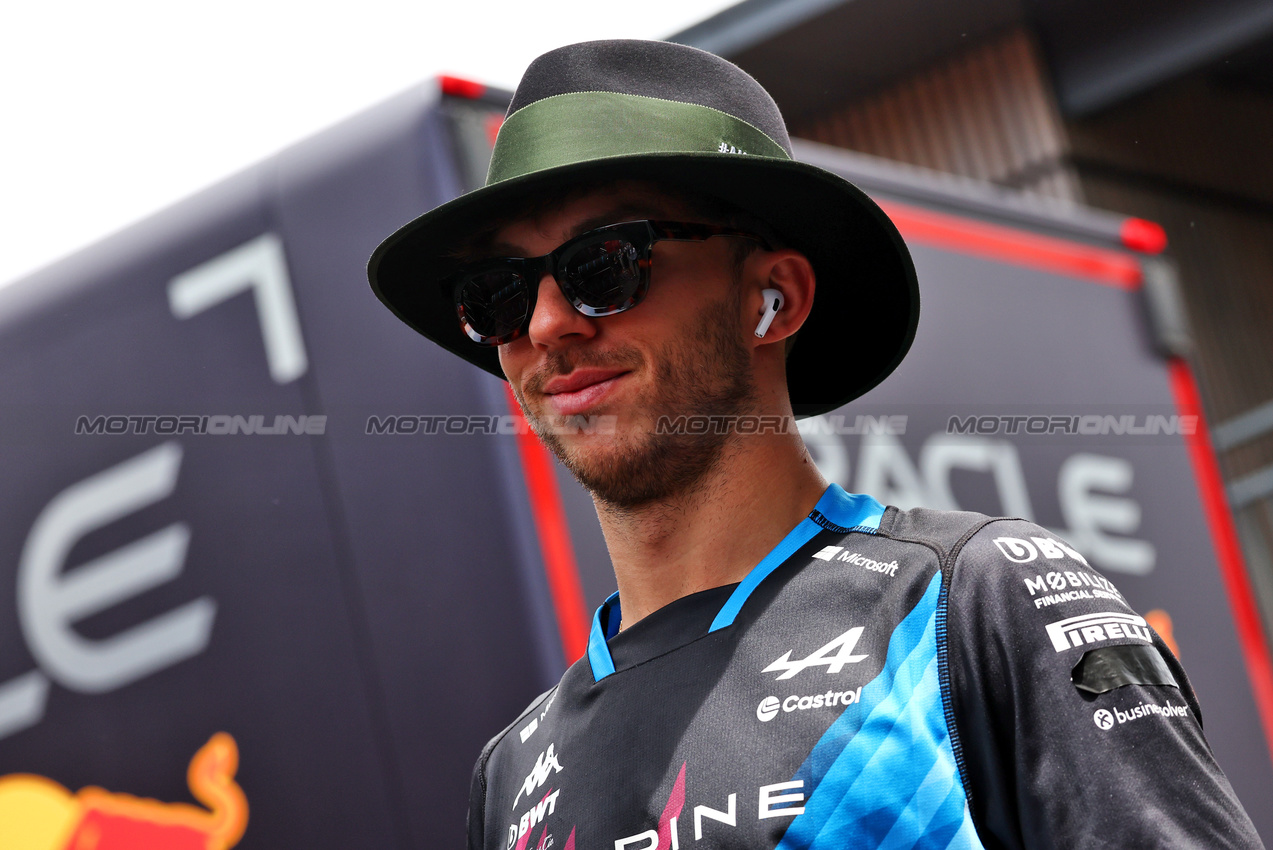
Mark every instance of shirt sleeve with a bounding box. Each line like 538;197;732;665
945;517;1264;849
467;686;558;850
468;739;493;850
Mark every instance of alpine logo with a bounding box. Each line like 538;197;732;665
1044;612;1151;652
762;627;868;680
513;744;564;809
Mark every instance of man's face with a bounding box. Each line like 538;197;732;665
494;182;762;509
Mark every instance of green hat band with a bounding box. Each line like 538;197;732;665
486;91;791;185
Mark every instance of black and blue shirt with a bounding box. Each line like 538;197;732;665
469;484;1262;849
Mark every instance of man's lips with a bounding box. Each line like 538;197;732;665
541;369;629;416
543;369;628;395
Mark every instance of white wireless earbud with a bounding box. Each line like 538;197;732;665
754;288;785;338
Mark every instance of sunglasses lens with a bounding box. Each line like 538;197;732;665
561;235;646;316
457;269;530;344
453;224;655;344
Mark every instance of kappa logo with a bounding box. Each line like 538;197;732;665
1044;612;1152;652
763;627;868;680
993;535;1088;566
513;744;564;809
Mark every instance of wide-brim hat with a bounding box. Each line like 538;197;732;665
368;39;919;419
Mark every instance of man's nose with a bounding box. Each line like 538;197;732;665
526;271;598;347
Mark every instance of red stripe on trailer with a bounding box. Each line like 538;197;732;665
486;114;505;149
439;75;487;99
1120;217;1168;254
505;384;590;665
880;200;1144;289
1168;358;1273;763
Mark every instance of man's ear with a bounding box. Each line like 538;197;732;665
747;250;815;350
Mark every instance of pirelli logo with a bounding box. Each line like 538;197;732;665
1044;612;1152;652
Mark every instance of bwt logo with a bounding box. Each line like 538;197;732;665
992;535;1088;565
0;443;215;740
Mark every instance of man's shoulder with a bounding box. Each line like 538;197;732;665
475;686;558;771
875;504;1001;558
877;508;1131;633
874;507;1092;589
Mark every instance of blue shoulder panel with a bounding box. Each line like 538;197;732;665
815;483;886;531
777;573;984;850
710;485;884;632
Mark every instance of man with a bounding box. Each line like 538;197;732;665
369;40;1263;849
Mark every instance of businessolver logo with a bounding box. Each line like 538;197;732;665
0;733;247;850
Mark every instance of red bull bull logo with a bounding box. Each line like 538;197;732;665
0;732;247;850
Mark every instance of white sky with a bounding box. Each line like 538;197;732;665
0;0;741;288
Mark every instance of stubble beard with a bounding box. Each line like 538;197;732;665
522;291;759;510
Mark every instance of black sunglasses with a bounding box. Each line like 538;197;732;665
448;220;769;346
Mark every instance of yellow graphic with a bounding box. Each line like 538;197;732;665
0;732;247;850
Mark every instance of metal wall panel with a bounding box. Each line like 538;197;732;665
793;29;1083;200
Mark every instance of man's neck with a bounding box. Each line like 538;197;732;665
594;429;828;630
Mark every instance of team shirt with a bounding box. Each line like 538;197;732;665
468;484;1263;849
